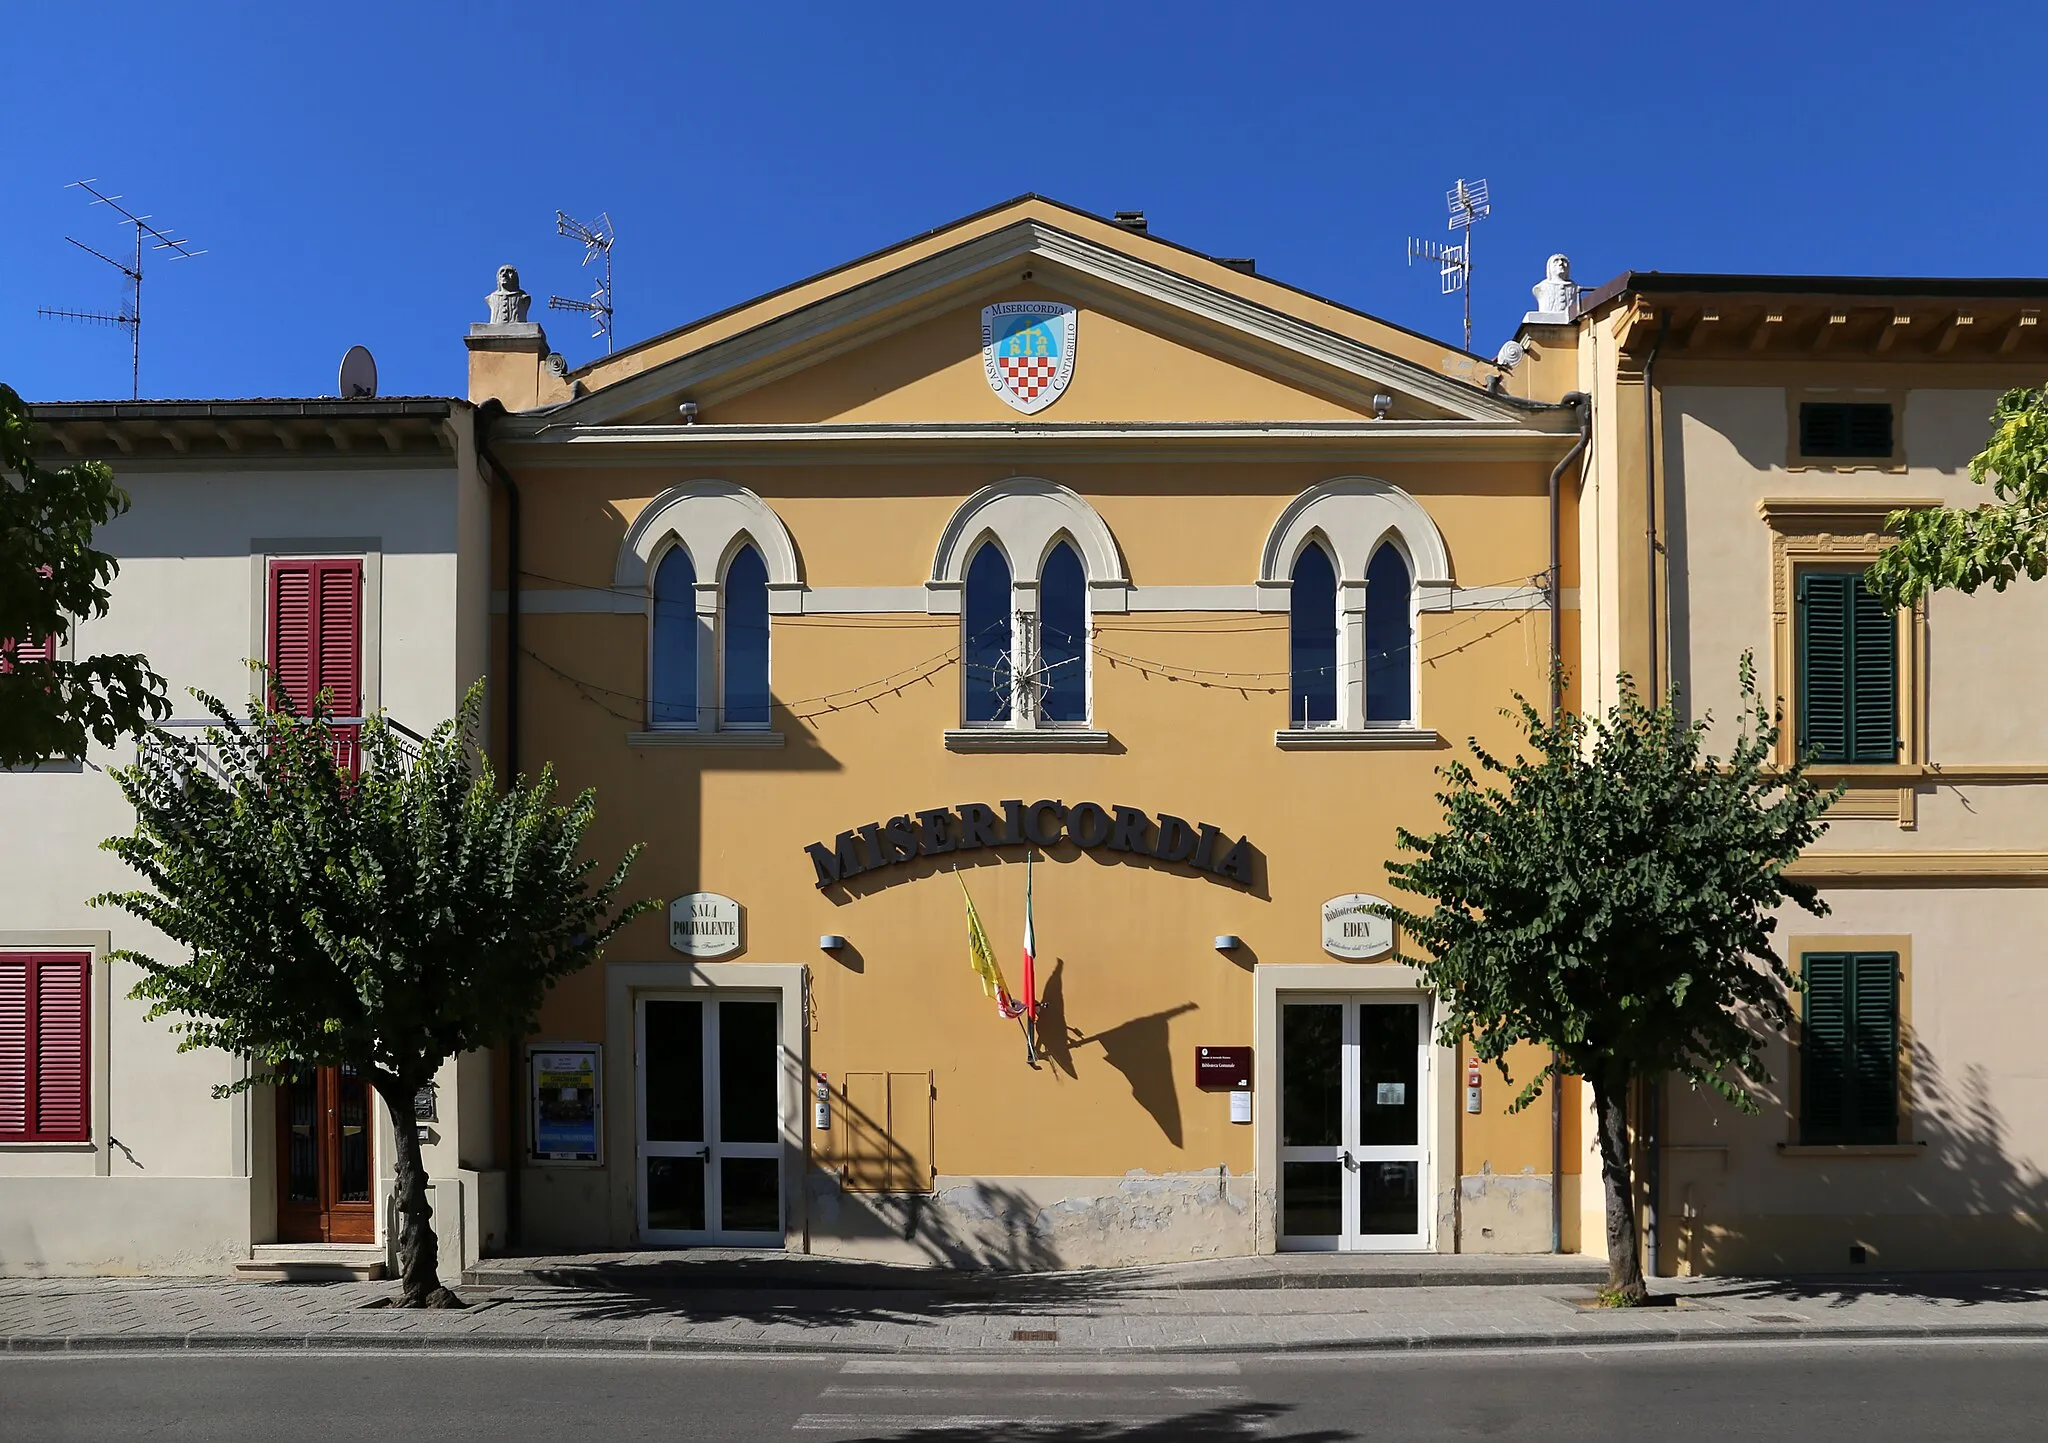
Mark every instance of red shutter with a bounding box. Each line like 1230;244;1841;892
0;565;57;673
269;559;364;770
0;960;27;1137
0;953;89;1142
33;956;88;1140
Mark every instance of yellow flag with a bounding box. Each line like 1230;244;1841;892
956;873;1019;1016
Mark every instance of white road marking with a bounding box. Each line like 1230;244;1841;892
820;1383;1249;1400
795;1416;1263;1434
838;1359;1243;1375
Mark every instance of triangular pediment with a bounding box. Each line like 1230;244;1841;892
514;199;1546;432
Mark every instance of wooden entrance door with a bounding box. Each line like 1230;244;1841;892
277;1065;376;1243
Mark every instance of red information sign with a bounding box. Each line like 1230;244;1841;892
1195;1045;1252;1090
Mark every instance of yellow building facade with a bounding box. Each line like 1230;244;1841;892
473;198;1588;1264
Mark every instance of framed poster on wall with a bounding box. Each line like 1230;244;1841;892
528;1043;602;1165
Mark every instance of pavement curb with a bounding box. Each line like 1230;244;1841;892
10;1321;2048;1358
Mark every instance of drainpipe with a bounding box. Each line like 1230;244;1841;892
1546;392;1591;1255
1643;313;1670;699
1640;313;1669;1280
476;401;524;1250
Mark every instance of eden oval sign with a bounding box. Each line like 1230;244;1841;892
670;893;742;958
1322;893;1393;959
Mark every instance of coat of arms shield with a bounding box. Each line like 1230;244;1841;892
981;301;1077;415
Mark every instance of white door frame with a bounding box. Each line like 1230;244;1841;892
634;992;786;1247
604;961;807;1250
1254;962;1457;1254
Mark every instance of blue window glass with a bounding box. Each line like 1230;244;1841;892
1040;541;1087;724
1365;545;1413;723
1289;543;1338;727
650;546;698;729
722;545;771;730
964;544;1012;724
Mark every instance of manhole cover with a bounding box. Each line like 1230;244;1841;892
1012;1328;1059;1342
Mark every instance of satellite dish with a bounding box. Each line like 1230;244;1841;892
339;345;378;399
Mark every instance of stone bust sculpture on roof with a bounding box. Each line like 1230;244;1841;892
1529;254;1578;320
487;265;531;325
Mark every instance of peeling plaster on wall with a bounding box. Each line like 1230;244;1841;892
807;1169;1260;1270
1458;1169;1552;1253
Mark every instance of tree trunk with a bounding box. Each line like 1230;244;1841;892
1589;1075;1647;1305
376;1079;464;1309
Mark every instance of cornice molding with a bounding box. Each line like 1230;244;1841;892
1757;496;1943;532
490;419;1575;467
1788;849;2048;884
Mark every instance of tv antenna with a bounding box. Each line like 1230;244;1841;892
1406;177;1489;352
37;179;206;399
548;210;615;353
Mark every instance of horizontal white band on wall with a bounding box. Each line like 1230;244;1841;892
492;583;1578;617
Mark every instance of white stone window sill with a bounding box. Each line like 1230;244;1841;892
627;730;785;749
1777;1142;1923;1157
1274;727;1442;751
944;728;1114;752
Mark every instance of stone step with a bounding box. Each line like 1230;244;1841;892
236;1245;387;1282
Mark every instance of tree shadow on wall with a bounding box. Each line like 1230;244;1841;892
1700;1040;2048;1305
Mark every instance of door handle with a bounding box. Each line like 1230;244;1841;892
1342;1151;1357;1171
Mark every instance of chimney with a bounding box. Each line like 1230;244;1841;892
1216;258;1257;275
1112;210;1148;234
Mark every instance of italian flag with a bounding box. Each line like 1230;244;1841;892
1021;849;1038;1024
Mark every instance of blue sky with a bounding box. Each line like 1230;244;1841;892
2;1;2029;402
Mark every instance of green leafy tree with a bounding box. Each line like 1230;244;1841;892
0;383;168;766
1377;663;1836;1304
1868;385;2048;606
96;682;655;1307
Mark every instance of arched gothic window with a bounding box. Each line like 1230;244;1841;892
1364;544;1413;723
1039;541;1088;724
722;545;771;730
650;546;698;730
1289;542;1339;728
964;543;1013;724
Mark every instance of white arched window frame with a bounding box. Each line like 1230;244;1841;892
619;482;801;739
1259;477;1447;734
930;478;1125;739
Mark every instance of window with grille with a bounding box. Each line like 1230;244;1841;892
1799;402;1894;460
1800;952;1900;1145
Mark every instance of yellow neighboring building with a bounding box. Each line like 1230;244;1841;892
1522;274;2048;1274
471;197;1588;1264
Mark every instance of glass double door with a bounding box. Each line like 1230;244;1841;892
1279;997;1429;1251
636;995;784;1246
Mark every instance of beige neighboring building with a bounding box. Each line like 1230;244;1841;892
2;399;502;1277
1521;274;2048;1273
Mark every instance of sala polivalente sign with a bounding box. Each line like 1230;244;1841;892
806;800;1255;889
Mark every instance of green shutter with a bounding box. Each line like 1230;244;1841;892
1801;953;1850;1139
1801;951;1900;1144
1798;572;1897;764
1848;576;1898;762
1848;953;1900;1142
1798;573;1851;763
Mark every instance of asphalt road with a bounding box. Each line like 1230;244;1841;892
2;1339;2043;1440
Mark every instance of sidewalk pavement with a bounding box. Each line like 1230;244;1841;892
6;1256;2048;1356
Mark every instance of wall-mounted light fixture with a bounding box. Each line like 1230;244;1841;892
677;400;700;424
1371;393;1393;420
819;935;847;953
1213;935;1241;953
